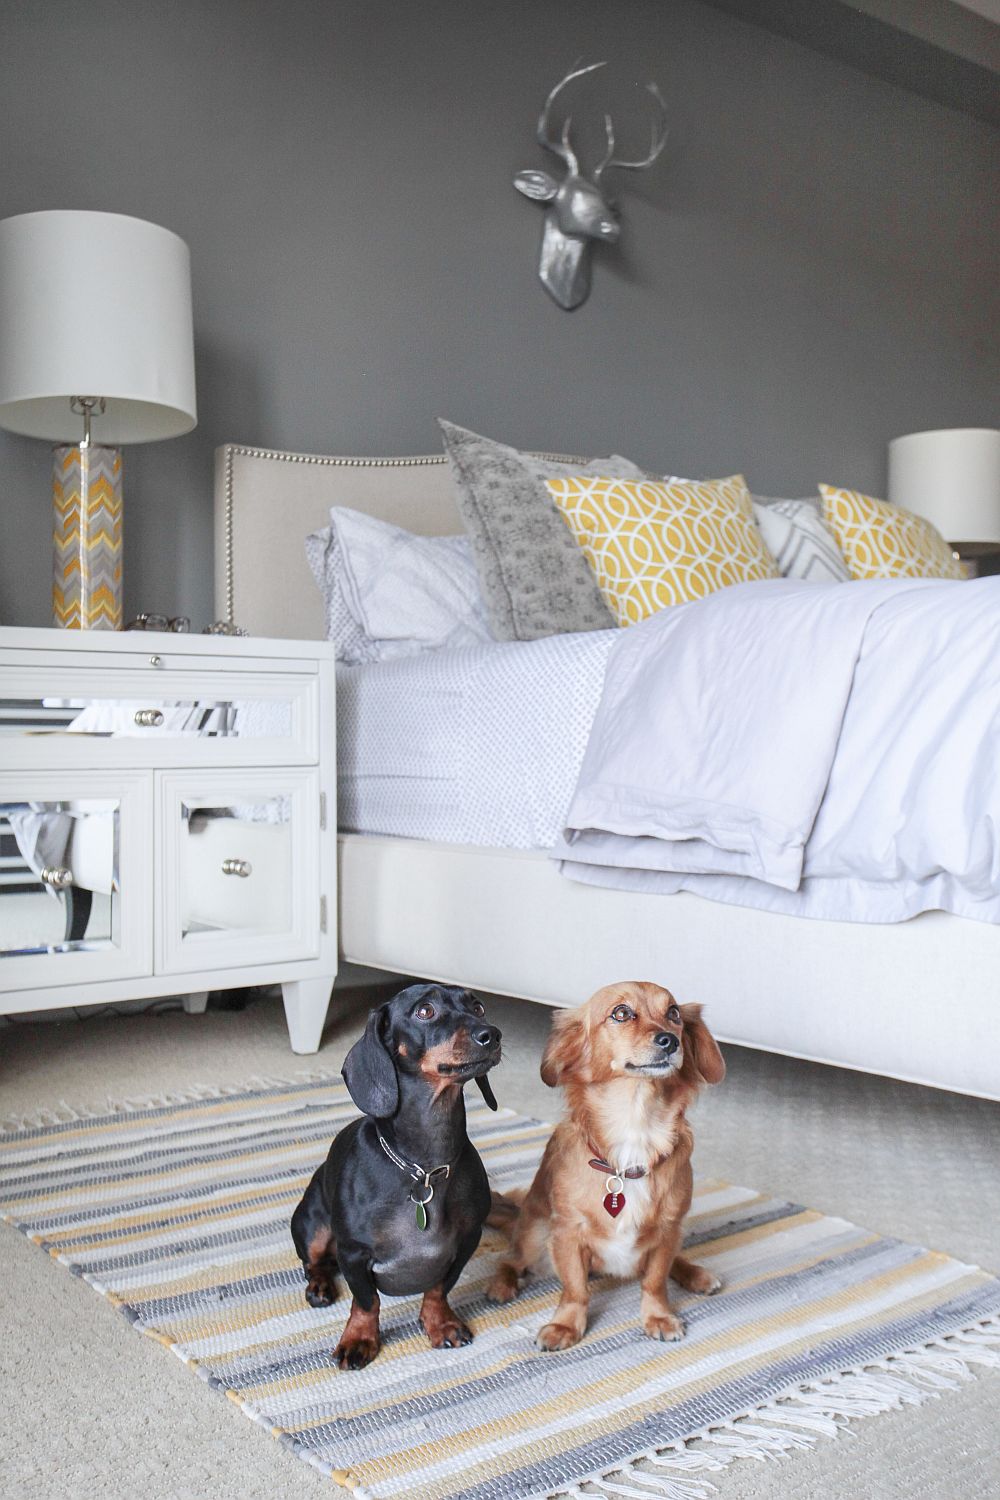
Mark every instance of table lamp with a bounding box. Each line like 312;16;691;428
888;428;1000;562
0;210;196;629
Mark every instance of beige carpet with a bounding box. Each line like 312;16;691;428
2;973;999;1500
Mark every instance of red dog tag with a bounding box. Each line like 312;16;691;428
604;1192;625;1217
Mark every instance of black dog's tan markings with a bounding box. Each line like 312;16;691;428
304;1226;338;1308
420;1034;482;1099
334;1295;381;1370
419;1283;473;1349
421;1036;471;1075
290;984;501;1370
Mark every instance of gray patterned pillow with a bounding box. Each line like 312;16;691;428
752;496;851;583
439;420;646;640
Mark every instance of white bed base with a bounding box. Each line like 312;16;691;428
216;444;1000;1100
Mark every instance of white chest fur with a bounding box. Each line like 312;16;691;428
593;1173;651;1276
590;1087;682;1279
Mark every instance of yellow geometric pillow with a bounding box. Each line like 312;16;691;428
545;473;779;626
819;485;965;580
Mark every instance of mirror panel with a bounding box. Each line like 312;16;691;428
0;800;119;958
0;697;293;740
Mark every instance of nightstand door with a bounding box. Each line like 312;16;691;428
156;769;322;973
0;770;152;990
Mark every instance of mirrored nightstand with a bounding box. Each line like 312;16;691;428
0;627;337;1052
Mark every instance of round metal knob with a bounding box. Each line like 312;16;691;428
149;654;163;668
40;866;74;889
221;858;252;878
134;708;165;727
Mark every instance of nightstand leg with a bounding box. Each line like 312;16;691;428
182;991;209;1015
281;976;333;1054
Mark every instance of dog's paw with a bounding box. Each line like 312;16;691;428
426;1318;474;1350
420;1290;474;1349
486;1266;522;1304
643;1311;685;1343
306;1277;338;1308
536;1320;582;1352
670;1255;722;1297
333;1336;380;1371
673;1261;721;1296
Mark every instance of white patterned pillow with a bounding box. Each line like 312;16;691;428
306;524;375;662
306;508;491;662
752;497;851;583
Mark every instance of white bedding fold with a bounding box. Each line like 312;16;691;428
555;577;1000;925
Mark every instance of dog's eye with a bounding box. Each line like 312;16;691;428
667;1005;681;1022
470;1000;486;1017
414;1002;435;1020
610;1004;635;1023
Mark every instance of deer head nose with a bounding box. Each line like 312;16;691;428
653;1032;679;1055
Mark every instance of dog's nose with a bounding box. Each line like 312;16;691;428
654;1032;679;1054
474;1024;501;1049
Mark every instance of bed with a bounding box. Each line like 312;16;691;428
213;443;1000;1100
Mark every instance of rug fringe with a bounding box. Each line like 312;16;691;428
546;1313;1000;1499
0;1069;344;1132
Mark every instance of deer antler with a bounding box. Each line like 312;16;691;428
537;60;608;173
593;82;668;183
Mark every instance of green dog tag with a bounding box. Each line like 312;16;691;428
415;1201;428;1231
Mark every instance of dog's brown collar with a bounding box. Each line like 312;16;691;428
588;1142;646;1218
587;1143;647;1180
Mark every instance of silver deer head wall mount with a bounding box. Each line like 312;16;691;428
514;62;667;311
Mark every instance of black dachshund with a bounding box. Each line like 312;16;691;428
291;983;502;1369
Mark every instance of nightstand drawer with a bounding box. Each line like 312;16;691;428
155;768;322;974
0;662;319;767
0;769;152;990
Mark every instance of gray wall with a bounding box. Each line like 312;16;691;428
1;0;997;629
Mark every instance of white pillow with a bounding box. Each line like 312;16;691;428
306;508;492;662
752;497;851;583
305;523;374;663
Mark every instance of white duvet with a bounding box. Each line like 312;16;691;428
555;577;1000;924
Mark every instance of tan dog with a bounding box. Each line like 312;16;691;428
488;981;725;1350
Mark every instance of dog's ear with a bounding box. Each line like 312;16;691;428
680;1003;726;1086
540;1008;591;1087
342;1004;399;1118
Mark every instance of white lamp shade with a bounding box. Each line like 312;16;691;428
888;428;1000;549
0;210;196;443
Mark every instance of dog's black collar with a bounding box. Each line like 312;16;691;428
376;1128;454;1231
375;1127;454;1185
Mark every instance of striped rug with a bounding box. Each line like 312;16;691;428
2;1074;999;1500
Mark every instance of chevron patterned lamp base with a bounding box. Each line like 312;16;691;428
52;444;123;630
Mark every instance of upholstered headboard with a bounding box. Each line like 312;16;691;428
213;444;462;639
213;440;587;641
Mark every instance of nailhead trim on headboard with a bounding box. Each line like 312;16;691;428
221;443;589;624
